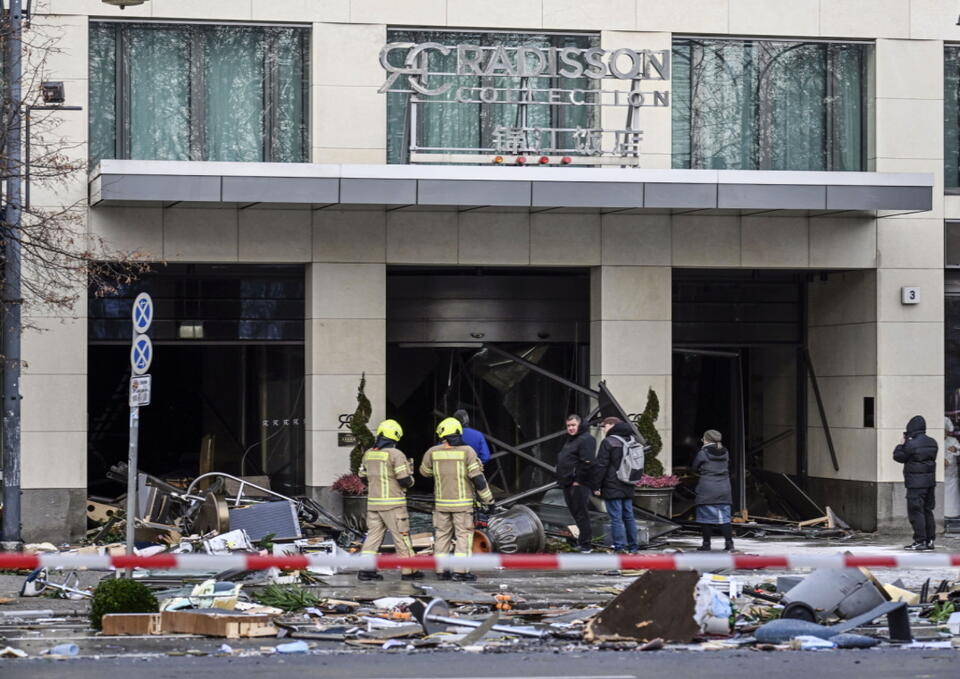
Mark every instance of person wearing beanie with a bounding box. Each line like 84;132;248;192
692;429;734;552
357;419;422;581
452;408;491;464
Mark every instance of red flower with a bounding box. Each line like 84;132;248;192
635;474;680;489
332;473;367;496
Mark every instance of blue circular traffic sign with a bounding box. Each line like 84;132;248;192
132;292;154;334
131;334;153;375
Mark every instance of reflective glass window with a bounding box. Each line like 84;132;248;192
89;22;308;165
673;38;867;171
946;46;960;188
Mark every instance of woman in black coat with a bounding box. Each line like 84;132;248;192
692;429;734;552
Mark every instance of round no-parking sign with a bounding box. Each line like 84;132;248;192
130;334;153;376
132;292;154;334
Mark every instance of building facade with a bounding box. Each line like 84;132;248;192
14;0;960;540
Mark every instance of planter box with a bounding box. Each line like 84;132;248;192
633;487;674;518
341;494;368;533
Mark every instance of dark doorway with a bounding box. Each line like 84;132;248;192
672;349;745;512
387;343;589;493
88;345;304;495
672;270;808;516
385;267;591;493
87;264;305;497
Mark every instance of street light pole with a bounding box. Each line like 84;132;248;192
2;0;24;547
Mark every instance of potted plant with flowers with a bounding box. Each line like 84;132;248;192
337;374;375;532
333;472;368;533
630;388;679;517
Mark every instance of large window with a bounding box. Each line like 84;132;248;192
385;30;599;164
90;22;309;165
945;47;960;188
672;38;867;171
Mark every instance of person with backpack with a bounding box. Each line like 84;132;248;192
692;429;734;552
590;416;645;553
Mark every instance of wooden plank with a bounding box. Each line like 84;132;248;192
825;506;850;530
797;516;828;528
101;613;162;636
161;610;277;639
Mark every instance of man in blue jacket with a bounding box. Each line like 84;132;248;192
453;409;491;465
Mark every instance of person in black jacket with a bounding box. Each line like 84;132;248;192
590;417;639;553
894;415;938;550
692;429;734;552
556;414;596;552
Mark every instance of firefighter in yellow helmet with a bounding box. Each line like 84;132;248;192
420;417;494;581
357;419;422;581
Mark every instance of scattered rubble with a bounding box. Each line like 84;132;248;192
1;554;960;659
1;464;959;660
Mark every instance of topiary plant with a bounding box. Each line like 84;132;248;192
631;387;664;477
89;577;159;630
348;373;375;474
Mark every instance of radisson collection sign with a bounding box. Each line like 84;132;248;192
379;42;672;162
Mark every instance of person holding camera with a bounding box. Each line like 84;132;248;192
894;415;938;551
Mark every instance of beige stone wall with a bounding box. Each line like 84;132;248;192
35;1;960;41
874;38;946;485
807;271;878;484
19;12;90;498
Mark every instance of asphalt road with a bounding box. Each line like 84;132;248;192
2;649;958;679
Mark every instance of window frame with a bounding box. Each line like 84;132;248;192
945;43;960;192
91;19;311;164
672;35;870;172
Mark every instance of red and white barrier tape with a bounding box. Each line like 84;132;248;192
0;552;957;572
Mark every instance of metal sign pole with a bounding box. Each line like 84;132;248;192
124;407;139;574
125;292;154;575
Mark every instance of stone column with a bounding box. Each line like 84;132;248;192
312;22;387;164
873;39;946;530
19;12;90;542
592;215;672;470
305;210;387;496
600;31;671;170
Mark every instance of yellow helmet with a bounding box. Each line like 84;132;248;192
375;419;403;442
436;417;463;439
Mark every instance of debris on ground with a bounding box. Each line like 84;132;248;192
1;460;959;659
584;571;701;643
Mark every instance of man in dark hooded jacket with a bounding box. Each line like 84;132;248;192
894;415;938;550
590;417;639;553
555;414;596;552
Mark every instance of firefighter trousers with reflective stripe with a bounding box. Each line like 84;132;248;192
361;506;417;574
433;509;473;574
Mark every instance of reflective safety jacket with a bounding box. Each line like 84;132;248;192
359;446;412;510
420;444;493;511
